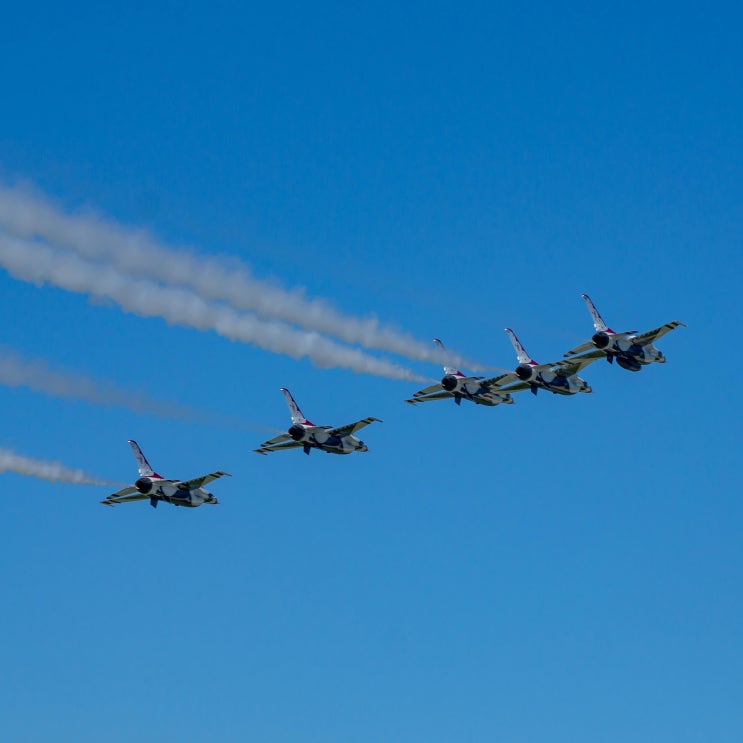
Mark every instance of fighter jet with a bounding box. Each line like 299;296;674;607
563;294;685;371
101;440;230;508
503;327;603;395
406;338;518;406
255;388;381;456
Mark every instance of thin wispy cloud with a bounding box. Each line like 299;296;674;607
0;447;115;485
0;233;426;382
0;184;478;370
0;345;261;429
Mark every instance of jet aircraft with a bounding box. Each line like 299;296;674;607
563;294;685;371
255;388;381;455
101;440;230;508
503;327;602;395
406;338;518;406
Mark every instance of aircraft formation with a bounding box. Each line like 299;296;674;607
103;293;685;508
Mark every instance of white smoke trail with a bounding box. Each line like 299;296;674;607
0;184;478;370
0;345;262;429
0;233;426;382
0;447;115;485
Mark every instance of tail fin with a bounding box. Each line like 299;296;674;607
280;388;313;425
504;328;537;365
128;440;161;478
433;338;461;376
581;294;613;333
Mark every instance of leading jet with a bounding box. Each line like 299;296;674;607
406;338;519;407
563;293;685;371
101;440;230;508
255;388;381;456
503;327;603;395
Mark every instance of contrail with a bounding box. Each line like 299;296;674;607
0;447;115;485
0;184;479;370
0;345;263;430
0;233;426;382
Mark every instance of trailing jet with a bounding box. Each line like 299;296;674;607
563;294;685;371
101;440;230;508
255;388;381;456
406;338;518;406
503;327;602;395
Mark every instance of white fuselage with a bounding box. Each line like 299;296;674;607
517;364;591;395
607;336;665;365
136;477;217;507
444;374;513;406
295;427;367;455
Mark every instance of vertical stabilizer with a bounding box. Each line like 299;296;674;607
128;440;161;478
433;338;461;376
504;328;537;365
581;294;612;333
280;388;313;425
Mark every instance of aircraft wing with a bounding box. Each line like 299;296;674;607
257;432;293;447
405;391;455;405
411;381;445;397
481;371;519;389
327;417;382;438
254;440;306;455
499;380;533;392
180;471;231;489
632;321;686;346
552;349;605;375
101;492;150;507
108;485;138;498
563;340;595;358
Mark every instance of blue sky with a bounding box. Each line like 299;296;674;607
0;2;741;741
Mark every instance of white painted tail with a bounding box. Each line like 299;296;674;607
504;328;536;365
128;440;160;478
433;338;461;376
280;388;312;425
581;294;612;333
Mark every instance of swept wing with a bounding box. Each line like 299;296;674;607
327;417;382;438
108;484;138;498
180;471;231;489
101;492;150;507
632;321;686;346
563;339;596;357
405;390;456;405
552;349;606;375
480;371;519;389
254;440;306;455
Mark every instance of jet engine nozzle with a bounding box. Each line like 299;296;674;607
135;476;153;494
515;364;535;381
288;424;307;441
592;331;611;349
441;374;459;392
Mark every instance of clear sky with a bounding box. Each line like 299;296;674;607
0;3;741;741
